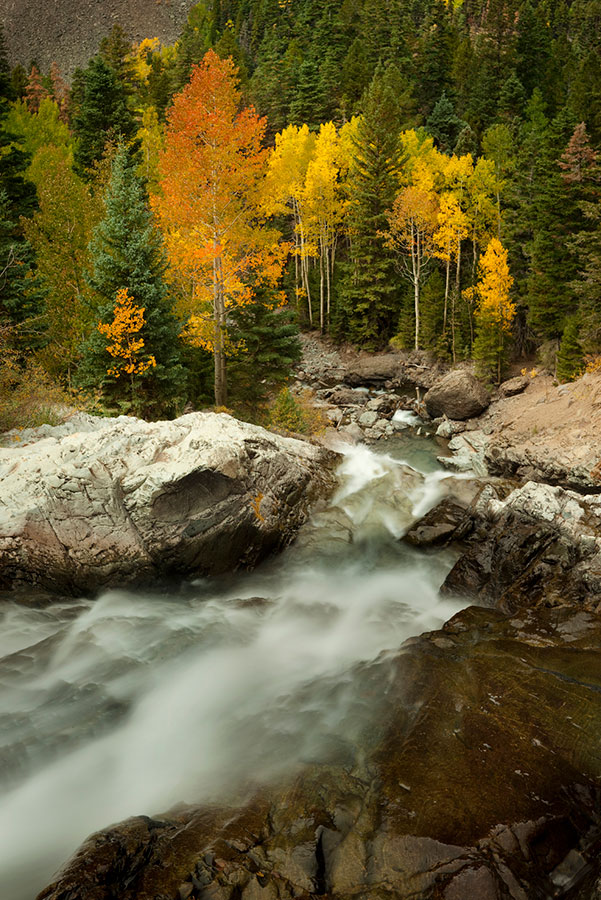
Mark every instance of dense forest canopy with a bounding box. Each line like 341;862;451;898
1;0;601;425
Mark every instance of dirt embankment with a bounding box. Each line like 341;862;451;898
476;371;601;491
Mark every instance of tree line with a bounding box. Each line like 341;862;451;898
1;0;601;425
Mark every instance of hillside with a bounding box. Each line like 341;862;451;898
0;0;196;77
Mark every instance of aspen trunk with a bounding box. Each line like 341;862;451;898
443;255;450;335
298;215;312;327
452;238;462;364
319;239;325;334
213;250;227;407
413;224;420;351
326;244;331;328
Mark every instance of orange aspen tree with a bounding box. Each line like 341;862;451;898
153;50;284;406
98;287;156;408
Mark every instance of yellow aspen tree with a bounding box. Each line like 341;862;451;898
434;192;469;339
385;185;439;350
470;237;515;384
263;124;316;324
303;122;345;332
399;129;445;192
439;153;473;361
136;107;164;191
465;157;497;346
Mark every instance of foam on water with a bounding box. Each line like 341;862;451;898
0;440;467;900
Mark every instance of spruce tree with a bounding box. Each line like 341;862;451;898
337;65;403;348
81;144;184;415
426;92;466;154
526;106;579;341
0;189;45;337
556;318;584;382
72;56;136;177
228;292;301;411
573;203;601;353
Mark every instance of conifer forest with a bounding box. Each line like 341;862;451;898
2;0;601;423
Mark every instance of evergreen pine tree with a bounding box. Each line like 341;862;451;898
516;2;551;99
426;92;466;153
417;2;455;114
556;317;584;382
72;56;136;177
336;65;403;348
498;72;526;121
289;57;322;130
0;189;45;336
526;106;579;341
81;144;184;414
573;202;601;353
99;24;136;96
228;293;301;411
340;38;371;116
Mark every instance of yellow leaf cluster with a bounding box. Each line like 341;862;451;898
473;238;515;332
97;287;157;379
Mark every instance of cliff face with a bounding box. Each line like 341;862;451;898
0;0;196;77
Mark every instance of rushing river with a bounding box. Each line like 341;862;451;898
0;434;468;900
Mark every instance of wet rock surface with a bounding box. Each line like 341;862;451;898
407;480;601;611
0;412;337;594
38;604;601;900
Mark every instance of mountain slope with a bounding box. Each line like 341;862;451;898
0;0;197;77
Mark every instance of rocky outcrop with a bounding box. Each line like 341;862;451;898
484;441;601;494
342;354;401;386
38;604;601;900
407;480;601;611
424;370;491;420
0;412;337;594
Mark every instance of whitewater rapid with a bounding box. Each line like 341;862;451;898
0;437;467;900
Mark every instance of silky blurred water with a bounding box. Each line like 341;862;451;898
0;436;467;900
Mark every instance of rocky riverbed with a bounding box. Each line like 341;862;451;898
5;335;601;900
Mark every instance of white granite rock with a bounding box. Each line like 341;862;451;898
0;412;337;594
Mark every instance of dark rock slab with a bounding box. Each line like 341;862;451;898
440;481;601;611
404;495;477;547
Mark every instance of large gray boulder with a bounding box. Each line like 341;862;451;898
424;370;490;420
0;413;337;594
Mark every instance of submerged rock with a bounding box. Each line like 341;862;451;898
0;413;337;594
38;604;601;900
424;370;491;420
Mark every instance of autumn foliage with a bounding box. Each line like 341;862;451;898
470;238;515;382
154;49;286;406
98;287;156;380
